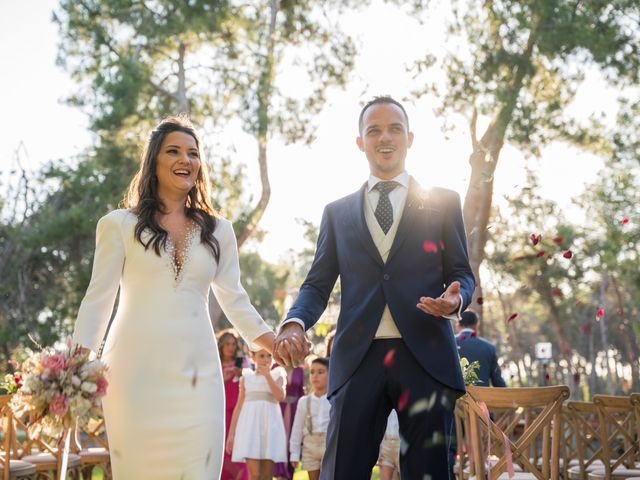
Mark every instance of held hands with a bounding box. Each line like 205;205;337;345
416;281;461;317
273;323;311;368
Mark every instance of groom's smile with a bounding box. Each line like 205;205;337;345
357;102;414;180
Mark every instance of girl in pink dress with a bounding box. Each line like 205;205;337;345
218;329;249;480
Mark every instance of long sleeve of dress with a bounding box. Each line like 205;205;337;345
289;396;307;462
211;218;273;349
72;211;126;353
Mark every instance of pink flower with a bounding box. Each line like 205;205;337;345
50;395;70;417
94;377;108;397
423;241;438;253
41;354;66;375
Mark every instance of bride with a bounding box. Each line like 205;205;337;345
73;115;275;479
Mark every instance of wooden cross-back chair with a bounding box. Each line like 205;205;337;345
0;395;36;480
11;410;82;480
565;401;605;480
70;417;111;480
586;395;640;480
559;404;581;479
464;385;569;480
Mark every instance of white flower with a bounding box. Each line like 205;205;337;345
71;376;81;387
81;382;97;394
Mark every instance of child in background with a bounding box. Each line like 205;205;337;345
378;409;401;480
226;349;288;480
289;357;331;480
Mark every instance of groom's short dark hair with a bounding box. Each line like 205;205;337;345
358;96;410;133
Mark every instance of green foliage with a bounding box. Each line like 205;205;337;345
460;357;480;386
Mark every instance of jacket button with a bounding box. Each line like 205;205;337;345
383;274;390;281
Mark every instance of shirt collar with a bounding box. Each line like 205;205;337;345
312;392;327;400
367;171;410;192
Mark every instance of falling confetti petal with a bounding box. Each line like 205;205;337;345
536;251;545;258
423;241;438;253
507;313;518;323
553;236;564;245
597;308;604;318
530;233;541;246
620;218;629;224
476;297;484;305
191;368;198;388
398;389;410;412
551;288;562;297
563;250;573;259
383;348;396;368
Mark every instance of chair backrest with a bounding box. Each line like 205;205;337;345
71;417;108;453
592;395;638;476
566;400;602;479
464;385;570;480
0;395;14;480
632;393;640;459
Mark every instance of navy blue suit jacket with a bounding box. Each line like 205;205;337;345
286;178;475;396
456;330;506;387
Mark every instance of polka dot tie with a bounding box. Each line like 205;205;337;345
374;181;399;234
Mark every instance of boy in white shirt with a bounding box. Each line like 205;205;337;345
289;357;331;480
378;410;400;480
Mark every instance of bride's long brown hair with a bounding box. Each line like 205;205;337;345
124;115;220;262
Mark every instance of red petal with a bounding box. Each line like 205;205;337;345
563;250;573;259
398;389;410;412
551;288;562;297
536;251;545;258
507;312;518;323
597;308;604;318
529;233;541;246
476;297;484;305
553;236;564;245
383;348;396;368
191;368;198;388
423;241;438;253
620;218;629;224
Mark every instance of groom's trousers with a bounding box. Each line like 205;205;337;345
319;338;462;480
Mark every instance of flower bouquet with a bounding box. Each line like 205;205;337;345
460;357;480;386
6;337;108;479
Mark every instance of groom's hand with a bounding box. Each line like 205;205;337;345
416;281;461;317
274;323;310;368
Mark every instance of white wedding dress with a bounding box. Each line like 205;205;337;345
73;209;272;479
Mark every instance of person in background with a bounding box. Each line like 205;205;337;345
218;328;249;480
455;310;506;387
227;349;288;480
289;357;331;480
273;361;306;480
377;410;401;480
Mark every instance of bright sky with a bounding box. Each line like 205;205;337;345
1;0;608;264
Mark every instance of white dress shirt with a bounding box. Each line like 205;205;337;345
289;393;331;461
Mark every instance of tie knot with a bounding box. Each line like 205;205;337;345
374;181;399;195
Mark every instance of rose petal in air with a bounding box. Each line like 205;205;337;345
597;308;604;318
551;288;562;297
563;250;573;259
536;251;545;258
476;297;484;305
507;313;518;323
191;368;198;388
383;348;396;368
620;218;629;224
423;241;438;253
398;389;410;412
553;236;564;245
530;233;541;246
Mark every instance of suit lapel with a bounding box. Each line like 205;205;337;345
387;177;424;264
349;183;384;267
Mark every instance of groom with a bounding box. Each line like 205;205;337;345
274;96;475;479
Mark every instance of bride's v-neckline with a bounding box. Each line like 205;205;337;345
164;222;199;285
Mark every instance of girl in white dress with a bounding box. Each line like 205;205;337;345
72;116;275;479
227;349;288;480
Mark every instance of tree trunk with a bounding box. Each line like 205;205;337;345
176;41;188;113
235;0;277;249
462;18;541;319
